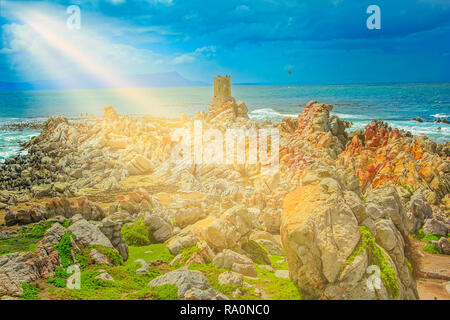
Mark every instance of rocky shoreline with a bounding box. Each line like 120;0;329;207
0;78;449;300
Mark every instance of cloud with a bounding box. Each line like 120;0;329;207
0;0;449;83
234;4;253;16
171;45;216;64
171;54;196;64
195;46;216;55
0;10;168;81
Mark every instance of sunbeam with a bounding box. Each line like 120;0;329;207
14;9;162;114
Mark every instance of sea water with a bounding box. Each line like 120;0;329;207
0;82;448;161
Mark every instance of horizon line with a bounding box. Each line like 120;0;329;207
1;80;450;92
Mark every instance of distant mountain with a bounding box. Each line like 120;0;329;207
0;72;206;91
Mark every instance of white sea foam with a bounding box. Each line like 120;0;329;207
348;120;449;143
249;108;298;119
431;113;450;118
331;112;366;120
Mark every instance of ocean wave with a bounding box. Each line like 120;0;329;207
431;113;449;118
331;112;366;120
249;108;298;119
0;148;28;162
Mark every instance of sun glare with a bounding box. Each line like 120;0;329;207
17;10;160;115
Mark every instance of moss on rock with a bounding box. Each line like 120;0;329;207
242;240;271;265
342;226;399;299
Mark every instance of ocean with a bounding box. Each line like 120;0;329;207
0;83;449;161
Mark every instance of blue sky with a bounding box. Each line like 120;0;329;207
1;0;449;85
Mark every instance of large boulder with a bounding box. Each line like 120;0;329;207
436;237;450;255
259;209;281;234
41;223;67;244
68;219;114;248
127;155;153;175
190;205;255;250
254;239;284;256
241;240;271;265
281;179;360;298
191;217;240;249
148;269;223;300
408;193;433;233
218;271;244;286
212;249;257;277
167;234;197;255
143;212;174;243
423;218;448;236
168;199;207;228
99;217;129;261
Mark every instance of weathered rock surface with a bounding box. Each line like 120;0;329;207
89;249;113;266
424;218;448;237
96;270;114;282
143;212;174;243
212;249;257;277
279;102;426;300
148;269;225;300
0;227;62;297
218;271;244;286
68;219;114;248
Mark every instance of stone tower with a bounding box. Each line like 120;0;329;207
210;75;235;110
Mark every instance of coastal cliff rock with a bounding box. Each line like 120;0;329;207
338;121;450;204
279;102;426;300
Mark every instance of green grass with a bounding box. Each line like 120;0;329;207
173;245;200;267
51;255;174;300
121;218;150;246
0;220;72;256
0;236;39;255
21;283;40;300
29;224;46;238
46;278;66;288
413;227;448;255
269;255;289;270
127;244;174;263
188;253;300;300
54;267;71;278
247;265;302;300
413;227;442;242
0;221;62;255
55;232;93;269
27;239;301;301
423;243;442;255
44;244;178;300
188;263;257;299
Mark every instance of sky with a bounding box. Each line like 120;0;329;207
0;0;449;86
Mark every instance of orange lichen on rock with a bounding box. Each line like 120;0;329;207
338;120;449;203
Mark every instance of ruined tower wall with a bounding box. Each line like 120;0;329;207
213;75;231;98
210;75;234;110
